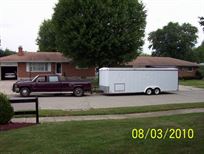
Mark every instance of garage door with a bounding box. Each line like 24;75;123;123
1;66;17;80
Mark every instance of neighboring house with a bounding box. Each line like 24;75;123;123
0;47;95;80
127;56;199;78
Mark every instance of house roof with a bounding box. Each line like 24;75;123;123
127;56;198;67
0;52;71;63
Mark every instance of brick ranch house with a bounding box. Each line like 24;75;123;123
0;47;95;80
127;56;199;78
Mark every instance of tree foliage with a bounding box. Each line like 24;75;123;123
0;48;15;57
52;0;146;67
36;19;57;52
193;42;204;63
148;22;198;60
199;16;204;31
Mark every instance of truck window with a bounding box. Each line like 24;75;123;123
49;76;59;82
36;76;47;82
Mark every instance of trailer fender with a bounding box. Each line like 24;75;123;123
144;86;159;93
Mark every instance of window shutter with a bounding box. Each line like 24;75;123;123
48;63;51;72
26;63;30;72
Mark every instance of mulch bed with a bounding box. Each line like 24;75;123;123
0;122;36;131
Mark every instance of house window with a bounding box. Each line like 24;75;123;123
180;67;185;71
187;67;193;72
26;63;51;72
56;63;62;74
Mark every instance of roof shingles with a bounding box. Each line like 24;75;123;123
127;56;198;67
0;52;71;63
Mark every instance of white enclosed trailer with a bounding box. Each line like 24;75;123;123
99;67;178;95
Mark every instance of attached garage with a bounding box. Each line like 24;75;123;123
0;62;17;80
1;66;17;80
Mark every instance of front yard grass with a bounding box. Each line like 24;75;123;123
38;102;204;117
1;113;204;153
180;79;204;88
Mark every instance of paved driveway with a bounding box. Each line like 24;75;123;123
0;80;16;95
1;80;204;110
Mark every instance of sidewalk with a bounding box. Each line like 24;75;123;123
179;85;204;91
12;108;204;123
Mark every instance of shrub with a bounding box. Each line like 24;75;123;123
198;66;204;79
195;70;202;79
0;93;14;124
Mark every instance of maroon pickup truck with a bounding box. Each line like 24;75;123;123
12;74;92;97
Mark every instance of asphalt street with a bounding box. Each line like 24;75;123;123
35;89;204;110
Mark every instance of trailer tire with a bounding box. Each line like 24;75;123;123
145;88;153;95
154;88;160;95
20;87;30;97
73;87;84;97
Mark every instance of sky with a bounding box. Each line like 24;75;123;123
0;0;204;54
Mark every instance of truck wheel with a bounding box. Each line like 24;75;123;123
145;88;153;95
154;88;160;95
20;87;30;97
73;87;84;97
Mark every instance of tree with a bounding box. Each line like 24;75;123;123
199;16;204;31
193;42;204;63
0;48;15;57
148;22;198;60
52;0;146;67
36;19;57;52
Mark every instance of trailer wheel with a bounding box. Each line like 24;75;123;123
20;87;30;97
73;87;84;97
145;88;153;95
154;88;160;95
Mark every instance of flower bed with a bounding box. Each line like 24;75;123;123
0;122;35;131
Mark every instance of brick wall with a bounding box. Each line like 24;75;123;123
17;63;54;79
62;63;95;78
178;66;198;78
17;62;95;80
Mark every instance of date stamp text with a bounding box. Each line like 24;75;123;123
132;128;194;140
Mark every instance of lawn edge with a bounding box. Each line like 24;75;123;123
14;102;204;118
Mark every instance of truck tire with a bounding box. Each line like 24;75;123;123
154;88;160;95
145;88;153;95
20;87;30;97
73;87;84;97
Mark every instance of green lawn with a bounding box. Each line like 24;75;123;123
38;102;204;117
1;113;204;153
180;79;204;88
